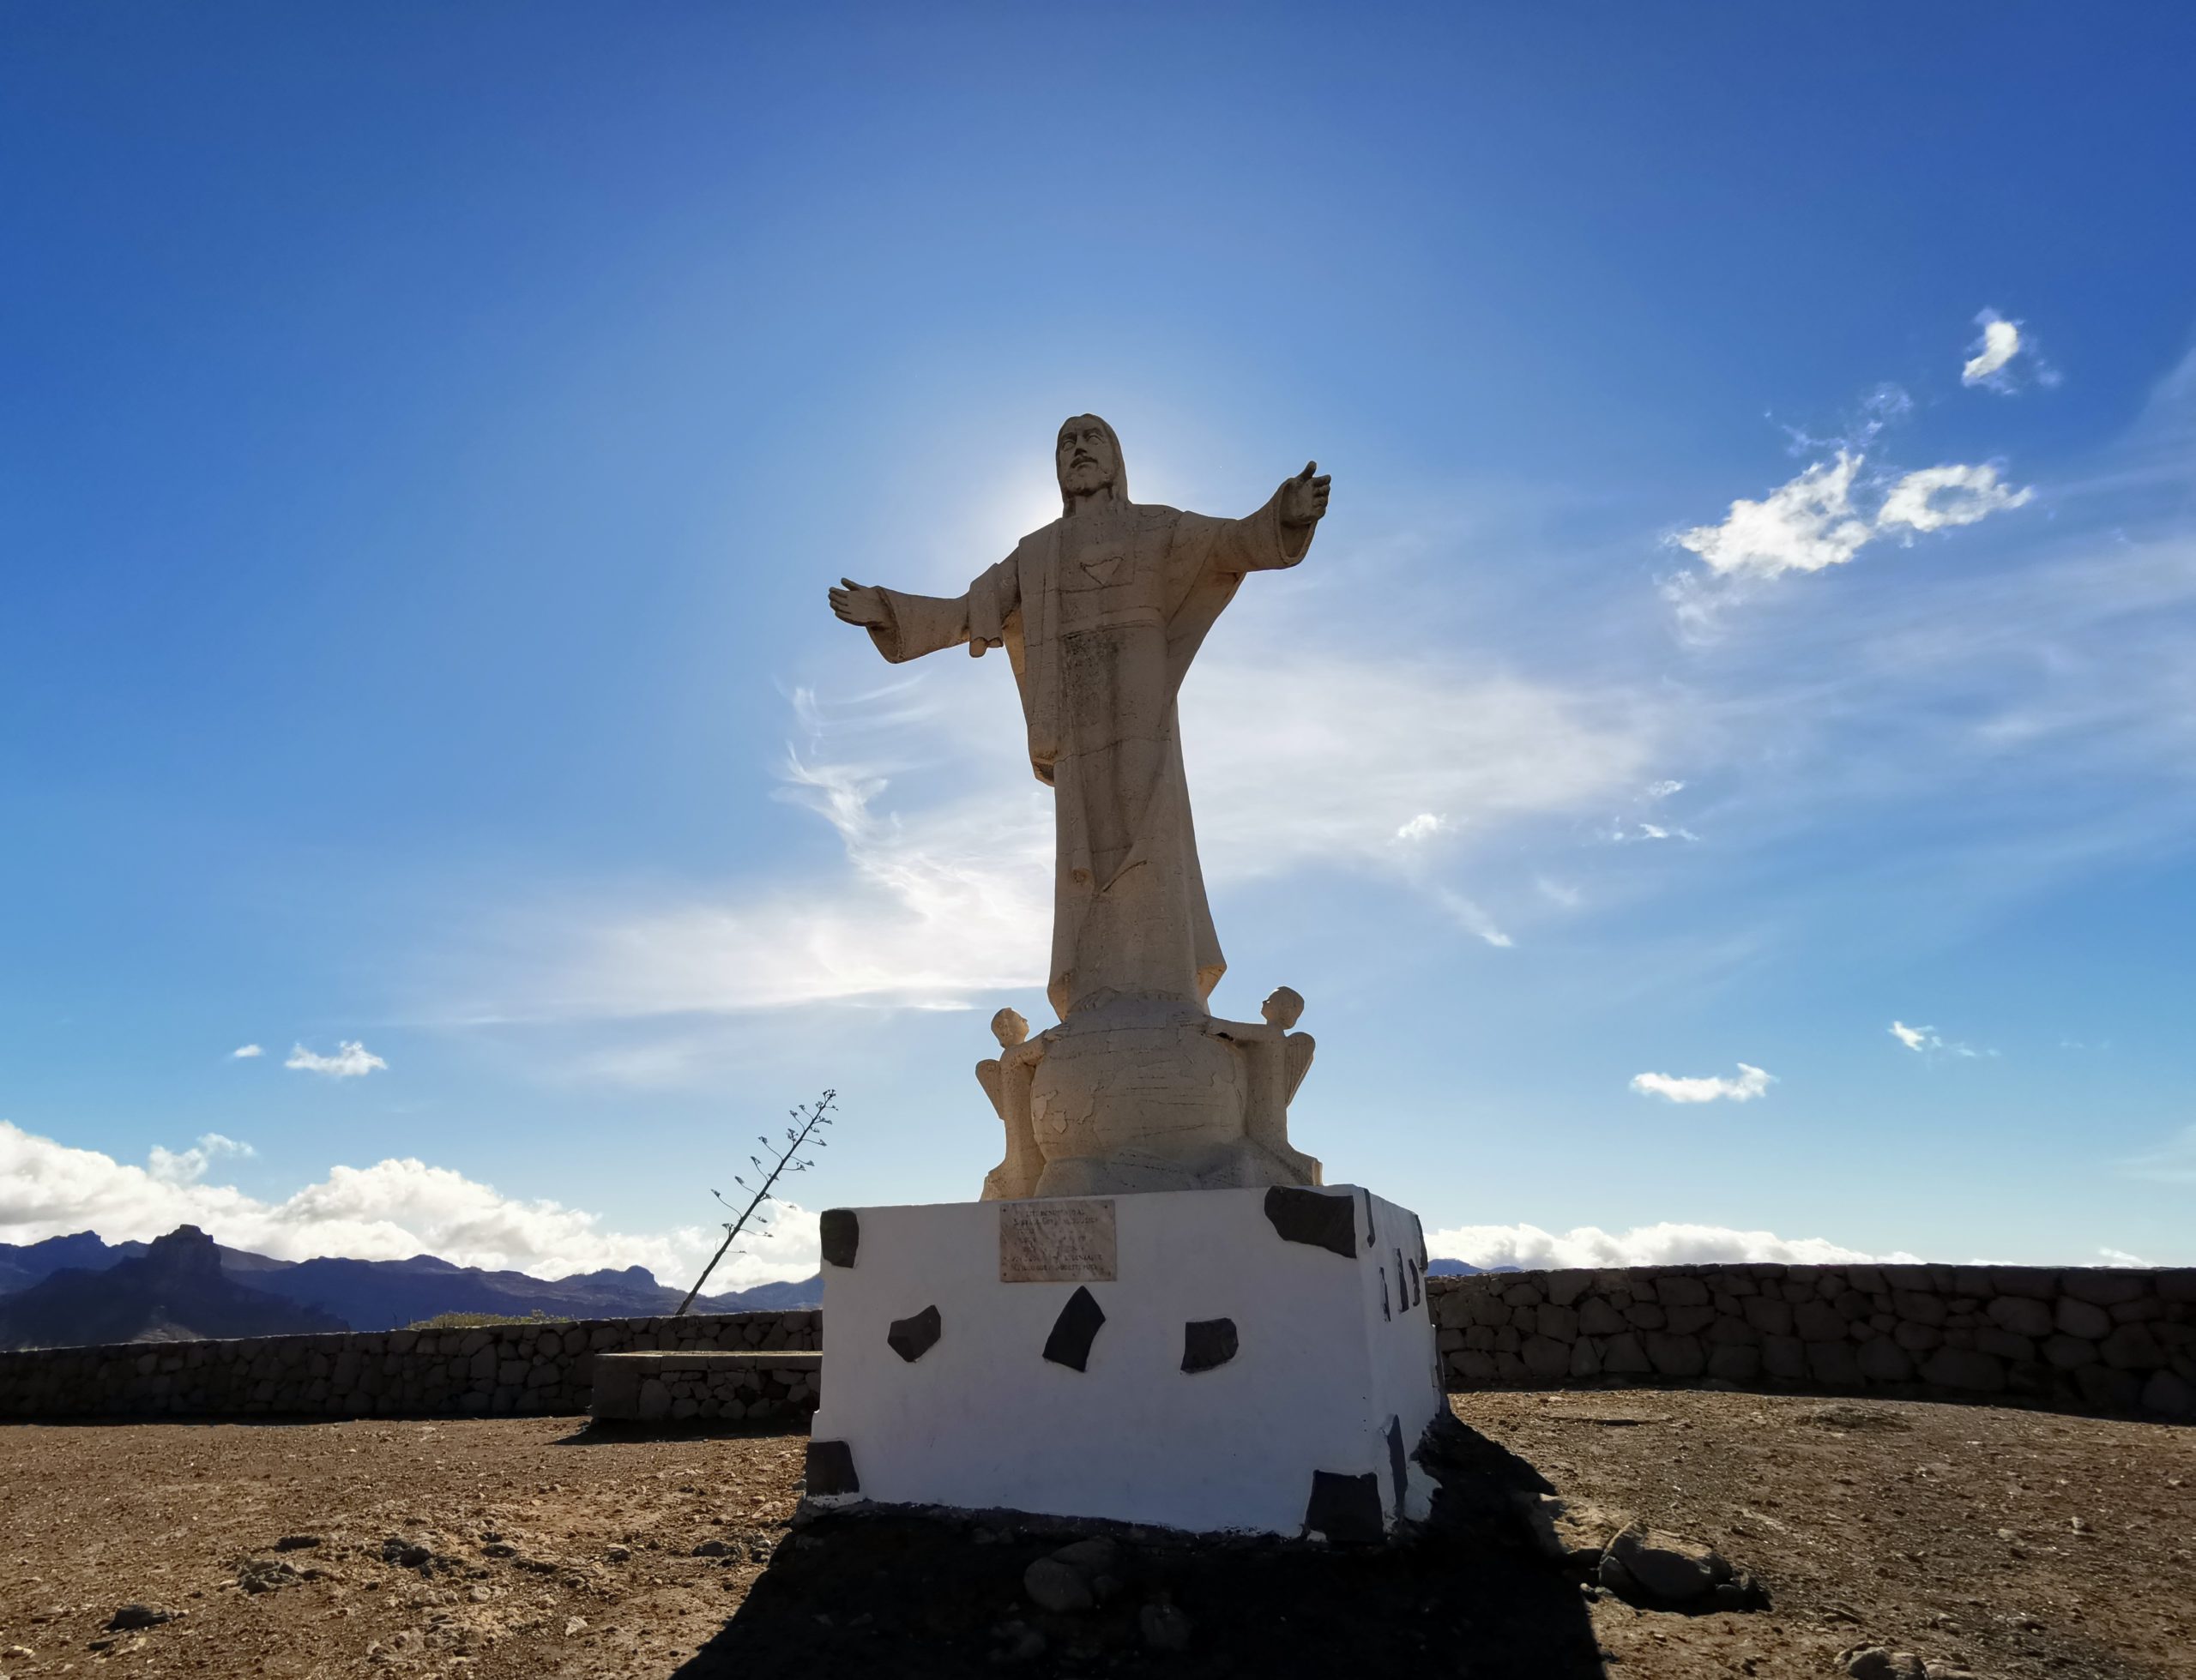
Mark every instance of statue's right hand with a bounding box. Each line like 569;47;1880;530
829;577;890;629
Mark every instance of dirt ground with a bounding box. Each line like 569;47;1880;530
0;1389;2189;1679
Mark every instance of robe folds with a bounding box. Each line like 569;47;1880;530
866;486;1312;1020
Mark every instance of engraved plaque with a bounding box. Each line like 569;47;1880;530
999;1199;1118;1283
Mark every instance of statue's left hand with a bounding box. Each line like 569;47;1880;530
1278;460;1331;529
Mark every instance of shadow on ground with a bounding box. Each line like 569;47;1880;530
671;1417;1606;1679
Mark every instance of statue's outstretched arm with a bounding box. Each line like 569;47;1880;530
829;576;971;664
1212;461;1334;575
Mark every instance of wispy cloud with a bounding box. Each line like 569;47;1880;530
148;1131;255;1186
2119;1125;2196;1186
230;1044;263;1059
1424;1219;1917;1268
286;1040;389;1078
1961;309;2055;394
0;1117;814;1287
1878;463;2033;534
1629;1063;1776;1104
1888;1021;1992;1058
446;648;1658;1025
1963;311;2024;388
1673;450;2032;583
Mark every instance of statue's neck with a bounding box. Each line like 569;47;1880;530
1065;486;1122;519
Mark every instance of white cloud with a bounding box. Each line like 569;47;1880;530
2097;1246;2151;1267
1644;779;1686;800
230;1044;263;1059
0;1117;814;1289
1888;1021;1989;1058
1423;1219;1918;1269
286;1040;389;1078
451;652;1657;1025
148;1131;255;1186
1674;449;2033;588
1963;313;2023;388
1878;463;2034;534
1674;450;1875;578
1629;1063;1776;1104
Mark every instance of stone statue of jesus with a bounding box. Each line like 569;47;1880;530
830;416;1330;1018
830;416;1330;1195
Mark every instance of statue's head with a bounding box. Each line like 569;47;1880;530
991;1007;1029;1048
1056;413;1125;510
1260;986;1305;1030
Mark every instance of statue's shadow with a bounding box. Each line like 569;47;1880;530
671;1419;1605;1679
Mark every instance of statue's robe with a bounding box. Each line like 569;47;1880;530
866;486;1312;1019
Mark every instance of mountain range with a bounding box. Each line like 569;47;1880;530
0;1226;824;1350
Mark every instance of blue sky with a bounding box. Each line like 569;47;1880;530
5;3;2194;1282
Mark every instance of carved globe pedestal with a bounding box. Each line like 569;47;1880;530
1026;1000;1283;1195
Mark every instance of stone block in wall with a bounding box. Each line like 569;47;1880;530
1988;1267;2056;1299
2042;1334;2096;1370
2055;1299;2108;1334
1794;1301;1845;1342
1806;1342;1861;1385
1536;1304;1578;1341
1579;1298;1626;1336
2101;1322;2163;1370
1976;1328;2035;1363
1706;1316;1757;1346
1761;1336;1804;1381
1657;1275;1710;1308
1569;1339;1601;1379
2063;1272;2145;1307
1463;1326;1496;1351
1449;1350;1497;1384
1544;1270;1592;1308
1857;1338;1913;1382
1469;1292;1511;1329
2111;1297;2163;1324
1522;1337;1570;1382
1664;1304;1715;1337
1601;1334;1650;1375
1921;1347;2005;1393
1493;1351;1528;1382
2156;1270;2196;1304
1432;1290;1472;1330
1501;1282;1544;1309
1706;1344;1760;1382
1893;1321;1941;1352
1626;1303;1666;1331
1891;1290;1946;1327
1742;1297;1793;1338
1844;1264;1885;1292
1646;1334;1705;1377
1988;1297;2053;1337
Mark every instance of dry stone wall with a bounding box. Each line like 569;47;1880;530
8;1266;2196;1423
1427;1263;2196;1418
0;1310;817;1421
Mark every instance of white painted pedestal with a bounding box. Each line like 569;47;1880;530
805;1184;1443;1539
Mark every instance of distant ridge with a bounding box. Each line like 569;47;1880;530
0;1227;824;1346
0;1226;347;1350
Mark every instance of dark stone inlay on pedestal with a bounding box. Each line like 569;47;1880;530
1407;1255;1421;1307
1262;1187;1358;1259
1393;1248;1408;1311
1360;1187;1374;1249
819;1208;860;1270
1385;1414;1408;1513
1379;1266;1391;1321
887;1304;942;1363
1303;1469;1384;1545
805;1438;860;1496
1180;1316;1239;1374
1042;1286;1107;1371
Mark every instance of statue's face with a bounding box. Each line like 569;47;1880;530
1056;416;1118;498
